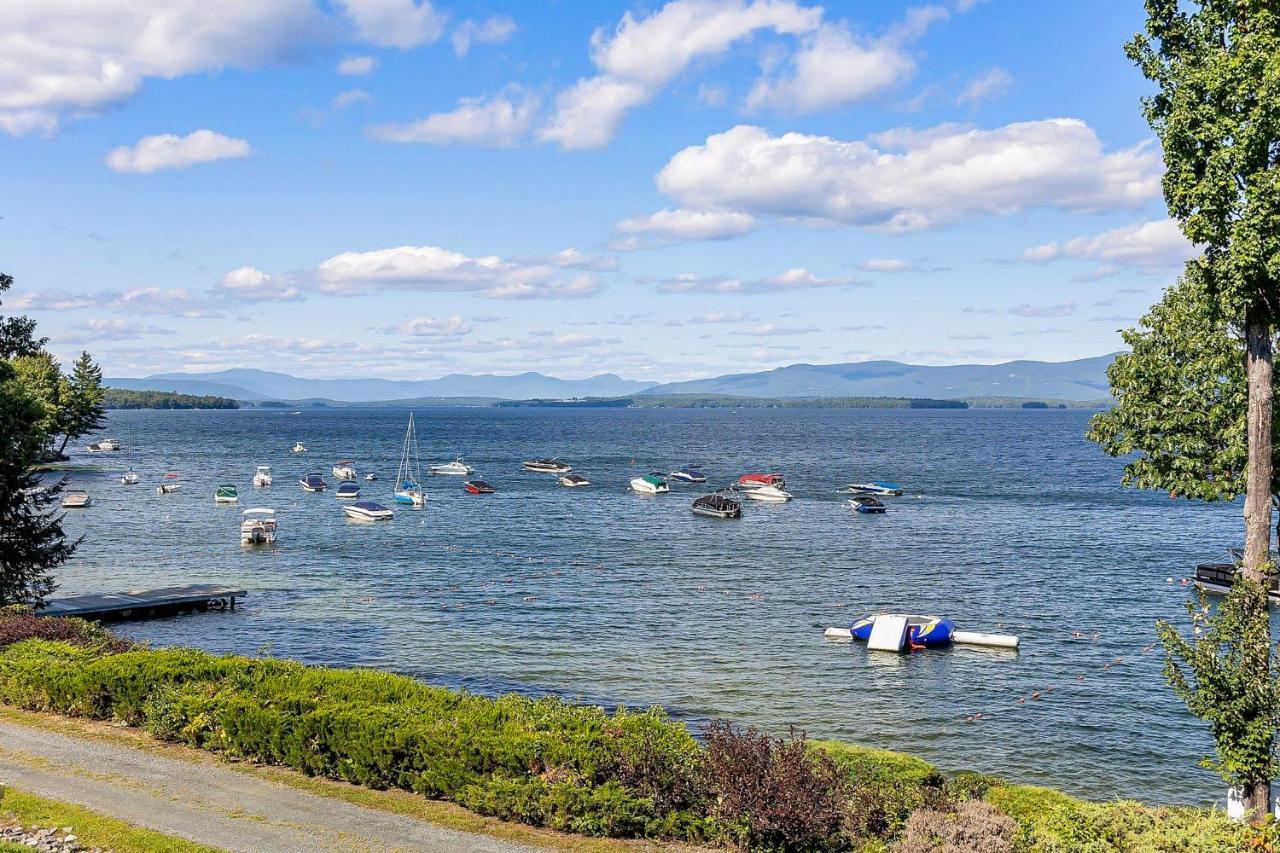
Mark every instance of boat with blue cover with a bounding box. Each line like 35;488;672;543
850;614;954;648
843;481;904;496
848;495;886;514
669;465;707;483
300;473;326;492
336;482;361;499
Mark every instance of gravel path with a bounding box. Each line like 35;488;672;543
0;720;537;852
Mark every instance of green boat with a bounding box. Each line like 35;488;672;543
215;484;239;504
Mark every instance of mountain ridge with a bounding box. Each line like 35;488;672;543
107;353;1119;403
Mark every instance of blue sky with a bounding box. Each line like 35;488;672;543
0;0;1185;382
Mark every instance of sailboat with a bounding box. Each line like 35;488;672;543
394;413;426;507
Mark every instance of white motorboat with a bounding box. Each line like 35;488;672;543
429;457;474;476
523;458;572;474
332;461;357;480
344;500;394;521
215;484;239;504
240;508;278;545
842;481;904;497
292;442;307;453
120;470;139;485
394;414;426;507
252;465;273;487
88;438;120;452
745;484;792;502
364;472;377;481
157;473;182;494
848;495;886;514
336;482;361;499
669;465;707;483
60;489;91;508
630;473;670;494
559;473;590;487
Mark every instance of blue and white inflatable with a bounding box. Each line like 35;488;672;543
849;614;955;649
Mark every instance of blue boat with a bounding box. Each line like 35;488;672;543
843;481;904;496
849;614;954;648
669;465;708;483
299;473;326;492
336;482;361;499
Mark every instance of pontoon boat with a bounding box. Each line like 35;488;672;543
240;508;278;545
692;493;741;518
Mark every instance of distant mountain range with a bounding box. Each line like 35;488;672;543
107;354;1118;404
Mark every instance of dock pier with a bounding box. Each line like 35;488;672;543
38;584;246;622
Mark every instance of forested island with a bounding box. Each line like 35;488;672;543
103;388;239;410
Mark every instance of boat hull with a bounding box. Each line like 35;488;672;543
630;478;669;494
745;486;792;502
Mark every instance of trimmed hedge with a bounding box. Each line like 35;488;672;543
0;613;1278;851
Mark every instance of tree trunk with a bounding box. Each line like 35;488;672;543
1242;305;1274;820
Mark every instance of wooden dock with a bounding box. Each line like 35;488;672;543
38;584;246;622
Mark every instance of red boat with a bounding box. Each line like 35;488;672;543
738;473;785;490
464;480;495;494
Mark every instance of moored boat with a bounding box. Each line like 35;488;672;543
843;481;904;497
464;479;495;494
364;472;377;481
848;495;886;514
669;465;708;483
240;508;278;545
738;472;785;491
344;500;393;521
394;414;426;507
156;473;181;494
88;438;120;452
692;493;741;518
252;465;273;487
558;473;590;487
215;484;239;504
120;469;139;485
336;482;361;499
292;442;307;453
430;457;474;476
60;489;91;508
523;458;572;474
630;473;670;494
300;473;326;492
744;484;792;502
1194;553;1280;603
332;461;357;480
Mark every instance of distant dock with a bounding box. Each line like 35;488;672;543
39;584;246;622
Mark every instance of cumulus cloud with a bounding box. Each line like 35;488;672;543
452;15;517;56
337;55;377;75
383;315;473;336
745;25;914;114
117;287;224;318
0;0;323;134
731;322;819;336
657;267;860;295
1020;218;1197;270
218;266;301;301
370;92;538;147
66;319;176;342
335;0;445;49
956;67;1011;106
613;208;756;249
105;130;251;173
539;0;822;150
5;290;109;311
656;120;1160;232
230;244;605;301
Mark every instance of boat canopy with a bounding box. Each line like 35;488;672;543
695;494;739;511
242;507;276;517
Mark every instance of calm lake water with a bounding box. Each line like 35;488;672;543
50;407;1242;804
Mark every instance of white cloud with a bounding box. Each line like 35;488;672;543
117;287;223;318
105;130;251;173
385;315;473;336
0;0;323;134
6;290;108;311
1008;301;1077;318
656;120;1161;232
337;55;377;75
657;267;859;295
731;322;819;336
858;258;912;273
956;67;1011;106
218;266;301;301
539;0;822;150
614;208;756;248
334;89;371;109
1020;218;1197;269
452;15;517;57
67;318;176;342
745;25;914;114
548;248;619;271
370;92;538;147
336;0;445;49
697;83;727;107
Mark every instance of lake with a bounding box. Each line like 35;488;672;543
50;406;1241;804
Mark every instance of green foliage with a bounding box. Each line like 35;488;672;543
0;273;45;359
103;388;239;410
1157;577;1280;789
60;352;106;453
1087;269;1266;501
1127;0;1280;314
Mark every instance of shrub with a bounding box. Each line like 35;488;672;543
0;609;132;653
895;800;1016;853
704;721;849;851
